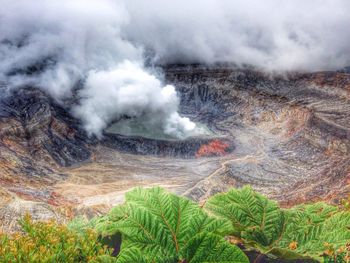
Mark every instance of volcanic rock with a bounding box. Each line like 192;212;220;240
1;66;350;231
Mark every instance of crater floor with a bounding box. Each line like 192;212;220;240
1;66;350;231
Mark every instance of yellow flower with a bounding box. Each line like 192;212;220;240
346;243;350;251
337;246;345;254
38;245;46;254
289;241;298;250
324;249;334;256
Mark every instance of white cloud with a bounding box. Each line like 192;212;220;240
0;0;349;137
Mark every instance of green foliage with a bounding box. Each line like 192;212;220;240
94;187;249;263
0;214;113;263
1;186;349;263
322;242;350;263
341;195;350;211
205;186;350;262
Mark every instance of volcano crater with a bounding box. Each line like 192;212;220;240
1;65;350;230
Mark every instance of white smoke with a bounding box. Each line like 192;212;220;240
0;0;197;138
73;61;195;138
0;0;349;137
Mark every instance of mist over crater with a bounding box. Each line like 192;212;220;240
1;0;350;139
0;0;350;237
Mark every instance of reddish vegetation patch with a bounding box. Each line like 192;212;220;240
307;72;350;91
196;140;230;158
345;172;350;185
285;119;305;137
50;118;76;139
47;191;75;206
12;191;38;202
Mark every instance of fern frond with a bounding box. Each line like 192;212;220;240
98;187;249;263
205;186;350;262
183;232;249;263
205;186;285;246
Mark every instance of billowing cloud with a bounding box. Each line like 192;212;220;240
0;0;349;137
124;0;350;71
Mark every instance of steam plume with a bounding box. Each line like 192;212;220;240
0;0;349;137
73;61;196;138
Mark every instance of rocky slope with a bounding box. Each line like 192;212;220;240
166;66;350;204
1;66;350;231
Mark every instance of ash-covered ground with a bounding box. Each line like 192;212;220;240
1;65;350;231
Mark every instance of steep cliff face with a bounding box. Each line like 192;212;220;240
166;66;350;204
0;88;94;229
1;66;350;231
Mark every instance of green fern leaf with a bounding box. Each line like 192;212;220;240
205;186;350;262
205;186;285;247
184;232;249;263
97;187;249;263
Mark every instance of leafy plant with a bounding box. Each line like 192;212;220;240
322;242;350;263
205;186;350;262
94;187;249;263
0;214;113;263
1;186;348;263
341;195;350;211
